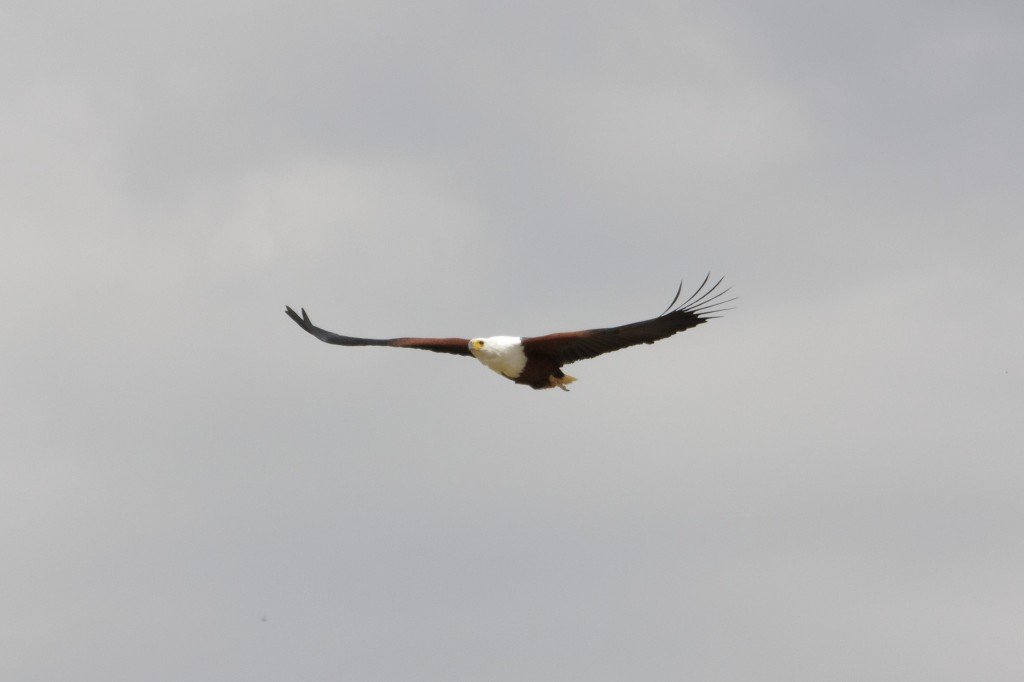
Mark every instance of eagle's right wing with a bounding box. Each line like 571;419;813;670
285;307;473;357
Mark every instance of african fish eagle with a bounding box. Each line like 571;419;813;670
285;274;733;391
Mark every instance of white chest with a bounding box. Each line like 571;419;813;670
470;336;528;379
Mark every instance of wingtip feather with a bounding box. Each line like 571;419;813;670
659;279;685;317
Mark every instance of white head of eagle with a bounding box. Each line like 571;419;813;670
468;336;528;379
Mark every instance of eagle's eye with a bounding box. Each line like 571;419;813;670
472;339;485;350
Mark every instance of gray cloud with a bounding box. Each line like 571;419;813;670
2;1;1022;680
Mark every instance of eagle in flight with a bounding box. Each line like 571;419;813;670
285;274;733;391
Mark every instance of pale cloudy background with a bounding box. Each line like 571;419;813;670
3;1;1023;680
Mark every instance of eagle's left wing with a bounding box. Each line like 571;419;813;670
521;275;733;365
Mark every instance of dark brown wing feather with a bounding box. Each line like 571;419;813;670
285;306;472;356
521;275;734;365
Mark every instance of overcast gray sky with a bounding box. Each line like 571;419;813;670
3;1;1023;680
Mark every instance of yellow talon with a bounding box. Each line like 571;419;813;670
549;374;577;391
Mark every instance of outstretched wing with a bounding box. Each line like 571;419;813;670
521;275;734;365
285;306;472;357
